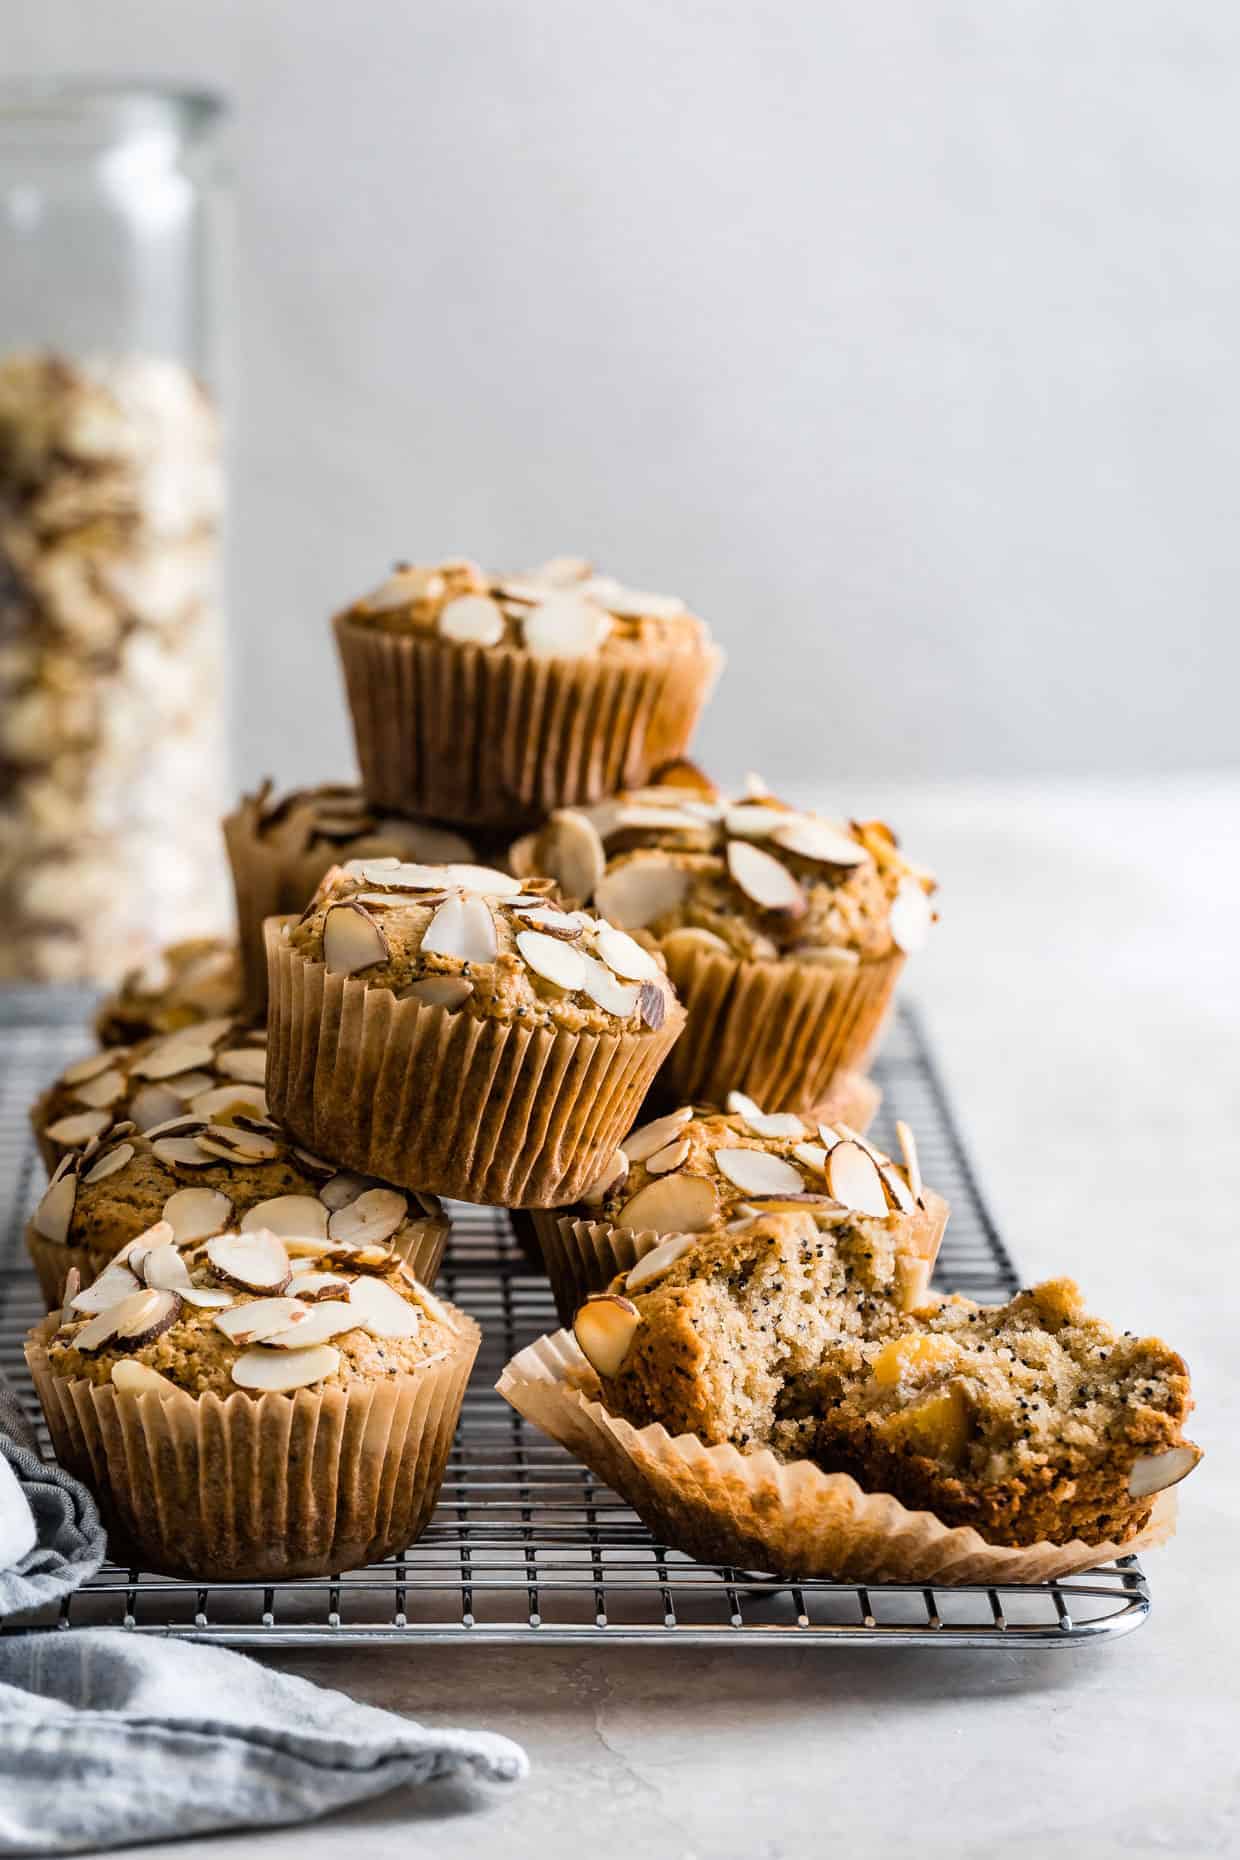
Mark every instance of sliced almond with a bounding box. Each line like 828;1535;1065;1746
345;1244;400;1272
578;1149;629;1207
726;840;806;915
422;892;498;963
240;1195;329;1242
319;1170;373;1211
511;904;589;938
214;1296;309;1344
287;1270;352;1303
577;952;641;1016
161;1070;215;1102
347;1274;421;1339
770;817;868;867
189;1084;268;1124
817;1124;842;1150
231;1343;341;1392
647;757;719;800
81;1141;135;1186
328;1187;408;1247
205;1230;292;1294
141;1242;193;1292
131;1038;217;1081
825;1140;889;1217
889;877;933;954
793;945;860;968
45;1109;112;1148
1127;1446;1198;1499
638;981;668;1030
878;1163;917;1215
292;1146;336;1177
69;1259;140;1314
646;1136;690;1175
522;592;611;657
114;1288;181;1348
622;1106;694;1163
725;1090;806;1140
197;1125;281;1164
361;565;444;611
263;1301;358;1348
536;809;606;903
72;1067;127;1110
162;1186;233;1243
214;1048;268;1085
130;1083;185;1130
33;1172;77;1243
443;863;521;897
437;592;506;646
895;1120;924;1203
179;1285;236;1309
594;861;690;930
187;1016;235;1049
573;1293;641;1378
659;926;730;961
597;585;685;620
62;1050;124;1087
398;975;474;1010
111;1359;179;1398
714;1148;805;1197
723;803;782;839
151;1135;212;1168
517;929;588;993
625;1233;697;1292
323;900;389;974
792;1141;829;1173
595;924;660;982
618;1172;719;1233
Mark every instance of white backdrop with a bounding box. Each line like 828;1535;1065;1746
11;0;1239;796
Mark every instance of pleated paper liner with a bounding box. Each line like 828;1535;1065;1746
222;798;339;1019
23;1207;452;1316
334;611;724;830
27;1308;480;1581
497;1331;1178;1587
265;919;687;1206
655;943;904;1114
530;1189;950;1329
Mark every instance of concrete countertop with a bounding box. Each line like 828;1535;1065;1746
124;777;1240;1860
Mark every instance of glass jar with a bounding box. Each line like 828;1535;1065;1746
0;81;230;983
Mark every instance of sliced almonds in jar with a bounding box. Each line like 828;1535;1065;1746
573;1293;641;1378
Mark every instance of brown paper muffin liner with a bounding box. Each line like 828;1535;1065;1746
265;920;687;1206
23;1208;451;1316
498;1330;1178;1586
27;1308;480;1581
529;1189;950;1329
221;805;344;1019
334;612;724;830
655;944;904;1113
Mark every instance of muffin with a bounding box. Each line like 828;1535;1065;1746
333;555;723;830
500;1212;1201;1583
265;857;686;1206
223;781;477;1017
25;1123;450;1311
512;768;936;1111
27;1227;477;1579
95;937;242;1046
31;1016;267;1172
530;1095;946;1324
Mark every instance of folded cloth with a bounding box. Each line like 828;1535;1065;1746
0;1374;526;1856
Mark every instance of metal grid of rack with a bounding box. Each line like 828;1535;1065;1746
0;989;1149;1648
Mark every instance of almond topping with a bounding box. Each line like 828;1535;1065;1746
617;1172;719;1234
33;1172;77;1243
595;924;660;982
151;1136;213;1168
578;1149;629;1207
532;809;606;903
1127;1446;1198;1499
622;1108;694;1162
205;1229;292;1294
522;592;611;657
81;1141;135;1185
895;1120;924;1202
287;1270;351;1302
327;1187;408;1247
72;1068;127;1110
398;975;474;1010
215;1048;268;1085
825;1140;889;1217
261;1301;359;1348
347;1275;421;1339
141;1240;193;1292
230;1344;341;1392
130;1037;216;1080
637;981;668;1030
44;1110;112;1148
646;1136;690;1175
517;929;588;993
214;1296;310;1344
62;1050;123;1087
889;878;933;954
437;592;506;646
625;1233;697;1293
577;952;641;1016
422;892;498;963
111;1360;179;1398
129;1084;185;1131
162;1186;233;1243
725;1091;807;1140
240;1195;329;1241
319;1170;373;1211
69;1259;140;1314
323;900;389;974
594;862;690;930
714;1149;805;1197
770;817;868;867
573;1293;641;1377
189;1084;268;1124
726;840;806;915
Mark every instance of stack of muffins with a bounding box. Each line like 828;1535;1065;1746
24;554;1201;1586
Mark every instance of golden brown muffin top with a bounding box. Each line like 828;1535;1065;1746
340;554;714;660
94;937;242;1046
510;769;937;963
580;1096;937;1238
46;1224;462;1399
35;1018;268;1156
29;1124;442;1266
226;780;475;864
286;859;679;1039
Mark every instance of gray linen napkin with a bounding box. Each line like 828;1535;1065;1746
0;1377;526;1856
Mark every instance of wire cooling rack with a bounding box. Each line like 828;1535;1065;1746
0;987;1149;1648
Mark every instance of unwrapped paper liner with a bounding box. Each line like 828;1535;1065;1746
497;1329;1177;1586
265;919;686;1206
26;1308;480;1581
334;611;723;830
